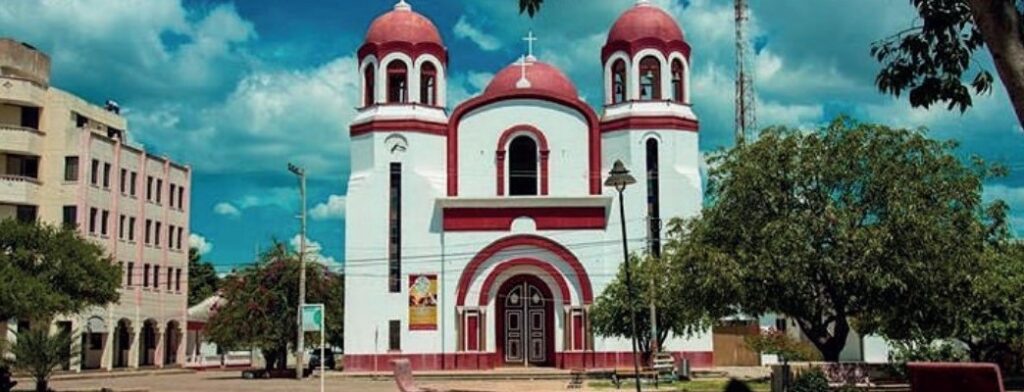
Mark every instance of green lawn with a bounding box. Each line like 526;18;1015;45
587;378;770;392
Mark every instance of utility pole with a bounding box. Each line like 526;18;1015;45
288;163;307;380
735;0;755;145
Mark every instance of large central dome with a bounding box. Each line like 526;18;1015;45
484;59;579;99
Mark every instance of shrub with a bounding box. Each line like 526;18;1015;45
745;328;822;362
790;368;829;392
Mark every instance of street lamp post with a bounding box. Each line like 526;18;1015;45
288;163;308;380
605;160;641;392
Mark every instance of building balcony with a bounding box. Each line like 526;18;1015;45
0;174;41;204
0;123;44;153
0;75;47;107
600;99;697;122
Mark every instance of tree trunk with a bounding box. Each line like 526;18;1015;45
277;346;288;371
967;0;1024;129
34;379;47;392
799;317;851;362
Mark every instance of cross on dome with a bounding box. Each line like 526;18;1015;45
515;55;533;89
523;30;538;61
394;0;411;11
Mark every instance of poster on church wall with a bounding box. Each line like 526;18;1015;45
409;274;438;330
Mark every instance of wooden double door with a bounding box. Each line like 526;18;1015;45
496;275;554;367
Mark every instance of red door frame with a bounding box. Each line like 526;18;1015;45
495;274;555;367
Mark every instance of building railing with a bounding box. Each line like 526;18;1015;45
0;174;41;184
0;123;44;135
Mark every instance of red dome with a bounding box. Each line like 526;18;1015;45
484;59;579;99
365;2;443;46
607;3;685;44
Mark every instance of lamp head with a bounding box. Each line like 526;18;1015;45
604;160;636;192
287;163;304;176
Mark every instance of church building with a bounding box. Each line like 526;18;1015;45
343;0;707;371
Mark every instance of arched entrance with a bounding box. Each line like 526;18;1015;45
496;274;554;367
164;321;181;366
113;319;132;369
139;319;157;367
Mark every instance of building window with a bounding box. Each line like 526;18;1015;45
166;267;172;290
388;320;401;351
646;138;661;258
175;268;182;292
20;106;39;129
119;215;126;239
130;172;137;196
127;262;134;286
168;225;175;249
508;136;538;196
177;227;183;249
64;156;79;182
155;222;162;247
145;219;152;244
15;205;36;223
101;210;109;236
146;176;153;201
420;62;437;106
143;264;150;287
74;112;88;128
364;66;375;106
102;163;111;188
169;184;176;208
62;206;77;228
118;262;124;285
386;61;408;103
153;265;160;289
639;56;661;100
178;187;184;209
6;154;39;179
156;179;163;204
671;59;684;103
120;169;127;193
128;217;136;241
612;59;627;103
89;208;98;234
388;162;402;293
91;159;99;185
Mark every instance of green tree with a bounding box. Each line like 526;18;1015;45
873;0;1024;128
589;254;711;360
205;242;343;371
188;247;220;307
0;219;121;322
666;117;997;361
3;327;78;392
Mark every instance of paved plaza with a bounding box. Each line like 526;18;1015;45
32;371;583;392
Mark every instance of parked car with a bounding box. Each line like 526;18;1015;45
308;348;336;370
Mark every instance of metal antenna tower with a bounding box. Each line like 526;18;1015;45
735;0;755;145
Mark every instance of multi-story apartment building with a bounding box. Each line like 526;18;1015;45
0;38;190;371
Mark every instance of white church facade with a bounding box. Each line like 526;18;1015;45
343;0;708;371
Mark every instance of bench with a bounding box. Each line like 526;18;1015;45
611;368;660;389
908;362;1004;392
393;359;447;392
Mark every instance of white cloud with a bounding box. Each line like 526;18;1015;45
213;202;241;217
453;15;502;51
189;233;214;255
289;234;339;267
310;195;346;220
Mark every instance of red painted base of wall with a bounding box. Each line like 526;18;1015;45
343;351;713;372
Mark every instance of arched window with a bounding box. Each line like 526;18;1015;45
363;66;375;106
671;59;684;103
387;61;408;103
639;56;661;100
645;138;661;257
612;59;627;104
420;62;437;106
508;136;538;196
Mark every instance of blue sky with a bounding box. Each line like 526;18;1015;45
2;0;1021;272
